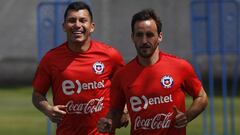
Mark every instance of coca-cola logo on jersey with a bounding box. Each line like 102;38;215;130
66;97;104;114
134;112;173;130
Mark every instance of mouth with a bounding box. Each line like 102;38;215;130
72;30;84;35
72;28;86;36
140;46;151;49
140;44;151;49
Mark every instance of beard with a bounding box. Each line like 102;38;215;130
136;43;158;58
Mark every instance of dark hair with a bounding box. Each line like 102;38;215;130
131;9;162;34
64;1;93;22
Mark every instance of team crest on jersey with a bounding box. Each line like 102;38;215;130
161;75;174;88
93;61;104;74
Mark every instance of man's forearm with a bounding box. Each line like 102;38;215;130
106;108;123;129
186;88;208;122
32;91;51;115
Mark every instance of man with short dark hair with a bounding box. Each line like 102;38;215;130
98;9;208;135
32;1;127;135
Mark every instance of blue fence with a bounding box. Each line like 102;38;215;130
190;0;239;135
37;1;90;135
37;1;68;61
37;2;70;134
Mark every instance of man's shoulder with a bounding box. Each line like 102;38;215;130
91;40;117;51
161;51;187;63
117;58;137;73
161;52;193;69
41;42;67;61
47;42;67;53
161;51;181;60
91;40;122;60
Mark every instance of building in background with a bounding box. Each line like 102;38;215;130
0;0;192;85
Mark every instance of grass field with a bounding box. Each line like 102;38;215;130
0;86;239;135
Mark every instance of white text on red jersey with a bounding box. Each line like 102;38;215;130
130;94;173;112
62;80;105;95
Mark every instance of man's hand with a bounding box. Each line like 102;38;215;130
173;106;188;128
120;111;129;128
45;105;67;123
32;91;67;124
97;117;112;133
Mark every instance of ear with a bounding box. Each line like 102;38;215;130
62;22;66;32
90;22;95;33
131;33;134;40
158;32;163;43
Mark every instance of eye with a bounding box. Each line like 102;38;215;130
146;32;154;38
135;32;144;37
79;18;88;23
66;17;77;23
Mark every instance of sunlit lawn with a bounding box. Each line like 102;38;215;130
0;86;239;135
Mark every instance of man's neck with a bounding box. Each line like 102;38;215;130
138;49;160;66
68;38;91;53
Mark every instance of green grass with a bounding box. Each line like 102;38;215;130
185;96;240;135
0;87;239;135
0;87;47;135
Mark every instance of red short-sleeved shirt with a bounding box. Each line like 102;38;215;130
110;52;202;135
33;40;124;135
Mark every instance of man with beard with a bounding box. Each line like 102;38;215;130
32;1;128;135
97;9;208;135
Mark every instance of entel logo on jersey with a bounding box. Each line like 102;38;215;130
130;94;173;112
160;75;174;88
62;80;105;95
93;61;104;74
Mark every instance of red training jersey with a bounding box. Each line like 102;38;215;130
33;40;124;135
110;52;202;135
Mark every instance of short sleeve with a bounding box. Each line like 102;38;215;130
32;54;51;94
110;70;126;110
108;47;125;78
181;60;202;98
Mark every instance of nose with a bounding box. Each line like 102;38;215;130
142;35;148;44
74;20;82;28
